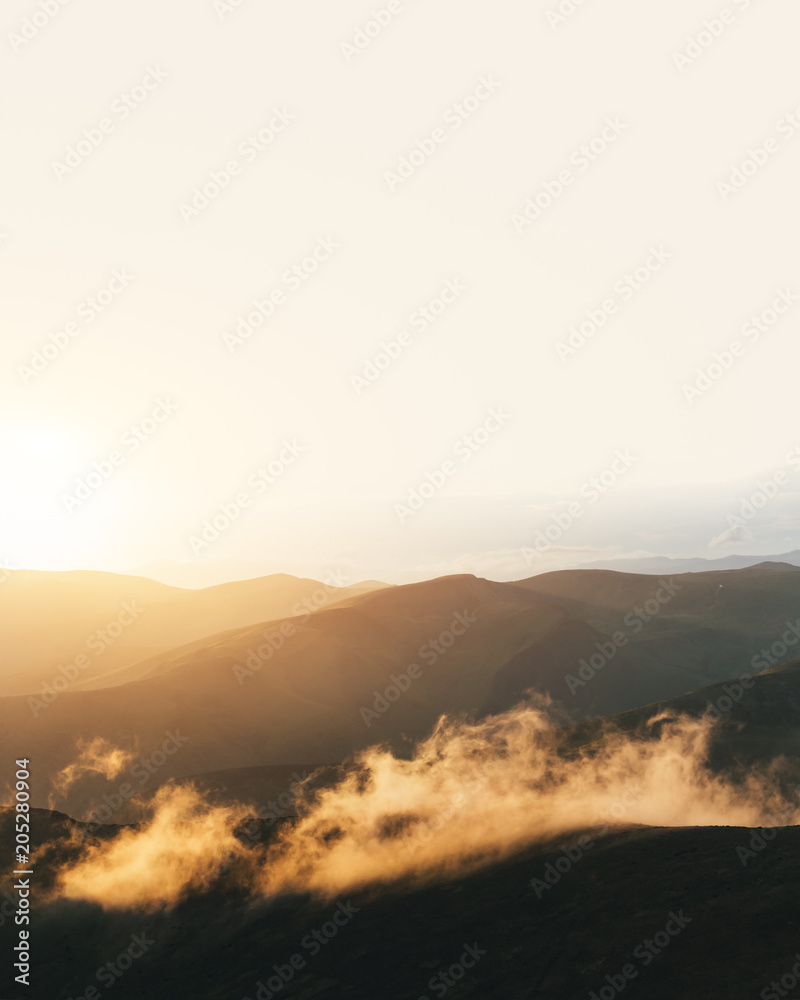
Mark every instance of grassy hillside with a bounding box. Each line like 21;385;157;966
0;574;656;818
3;811;799;1000
571;658;800;792
518;562;800;691
0;569;387;695
5;642;800;999
7;566;800;820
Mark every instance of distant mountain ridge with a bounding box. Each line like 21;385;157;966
578;551;800;574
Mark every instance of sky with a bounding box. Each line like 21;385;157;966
1;0;799;587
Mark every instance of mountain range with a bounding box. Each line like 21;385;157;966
4;562;800;999
3;562;800;819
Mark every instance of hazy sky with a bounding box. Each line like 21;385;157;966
2;0;799;586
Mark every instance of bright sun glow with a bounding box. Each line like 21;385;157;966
0;424;92;570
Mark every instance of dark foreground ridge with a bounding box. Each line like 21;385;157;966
2;816;798;999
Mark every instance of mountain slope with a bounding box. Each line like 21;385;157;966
7;565;800;819
0;575;658;817
573;658;800;788
4;812;800;1000
0;569;387;695
516;562;800;690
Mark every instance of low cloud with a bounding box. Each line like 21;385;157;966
708;523;754;549
50;705;799;910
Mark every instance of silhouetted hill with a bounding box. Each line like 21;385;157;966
4;810;799;1000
